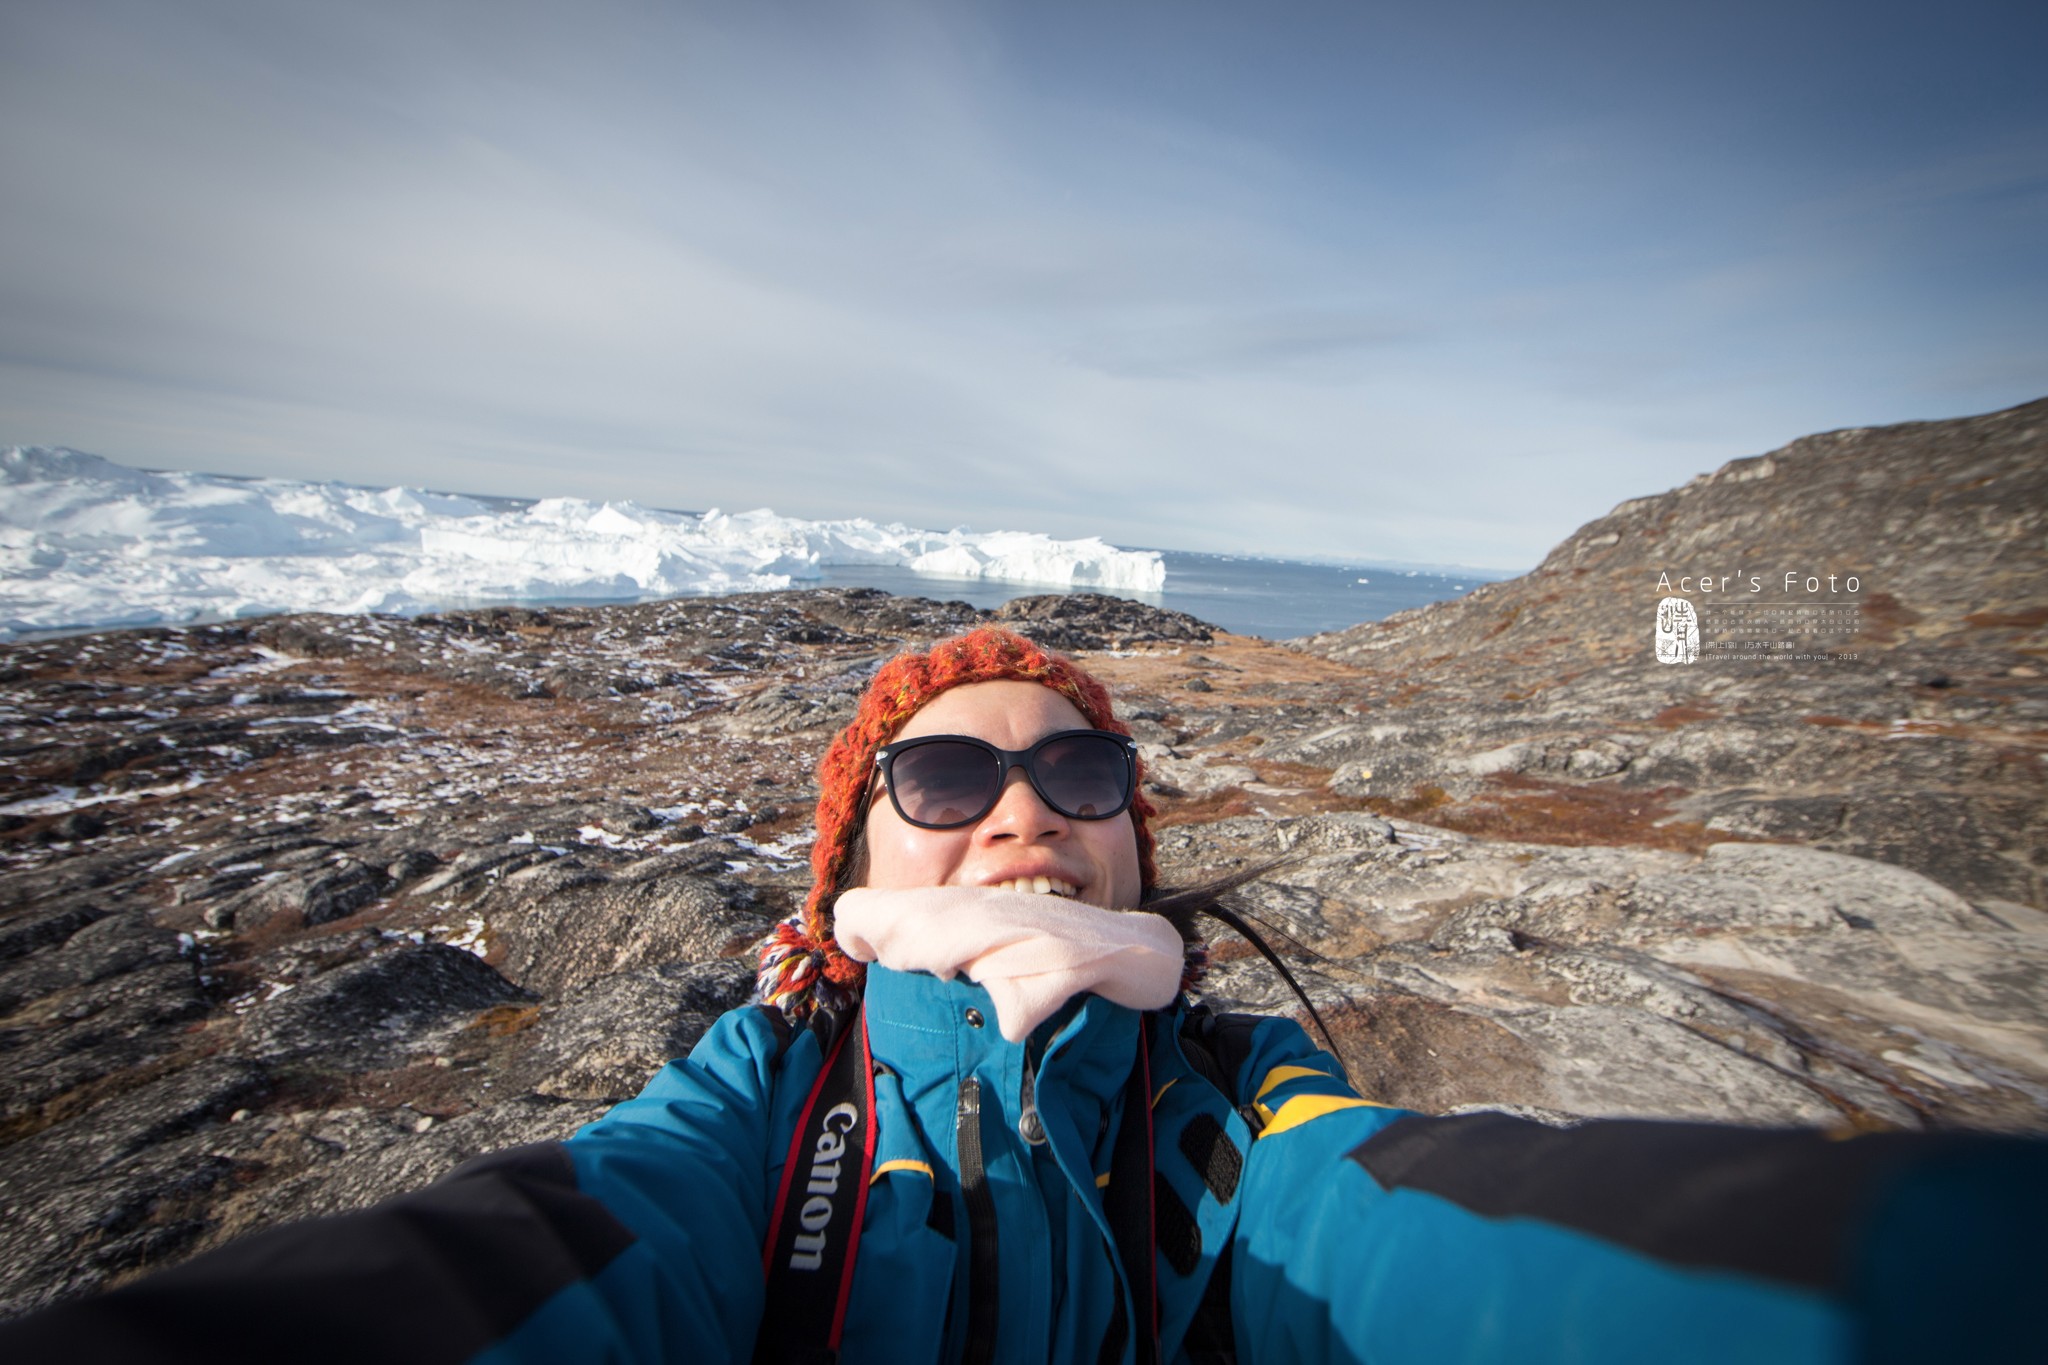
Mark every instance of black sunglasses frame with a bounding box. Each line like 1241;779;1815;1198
870;729;1140;830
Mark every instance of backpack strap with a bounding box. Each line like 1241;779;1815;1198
1105;1009;1266;1365
1172;1006;1267;1365
1179;1006;1268;1137
1103;1024;1160;1365
756;1003;877;1365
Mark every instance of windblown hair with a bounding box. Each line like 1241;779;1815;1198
1143;860;1346;1064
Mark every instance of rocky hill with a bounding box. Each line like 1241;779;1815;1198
1310;397;2047;669
1;402;2043;1319
1285;398;2047;913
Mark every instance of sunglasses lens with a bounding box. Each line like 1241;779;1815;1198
1034;734;1131;819
888;741;1002;827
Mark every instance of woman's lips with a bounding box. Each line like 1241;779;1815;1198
985;875;1078;898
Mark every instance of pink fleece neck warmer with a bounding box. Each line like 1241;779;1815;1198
833;887;1184;1042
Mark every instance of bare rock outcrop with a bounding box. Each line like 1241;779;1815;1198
1175;813;2048;1132
1287;399;2047;910
1307;397;2047;669
991;592;1214;651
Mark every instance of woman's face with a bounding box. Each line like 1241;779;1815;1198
860;680;1144;909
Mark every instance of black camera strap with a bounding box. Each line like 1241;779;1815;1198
1102;1026;1160;1365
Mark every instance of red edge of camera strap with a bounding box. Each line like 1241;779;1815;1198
756;1006;876;1363
832;1014;878;1348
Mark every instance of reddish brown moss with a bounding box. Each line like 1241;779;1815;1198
1856;592;1922;645
1427;772;1746;853
467;1003;541;1037
1361;784;1451;820
1965;607;2048;630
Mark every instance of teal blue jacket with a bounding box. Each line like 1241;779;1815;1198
4;964;2042;1363
536;965;2041;1364
560;964;1365;1364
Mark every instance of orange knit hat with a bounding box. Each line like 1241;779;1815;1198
756;625;1161;1022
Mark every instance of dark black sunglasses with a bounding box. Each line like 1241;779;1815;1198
871;729;1139;830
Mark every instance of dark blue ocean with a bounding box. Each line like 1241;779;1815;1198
812;551;1505;641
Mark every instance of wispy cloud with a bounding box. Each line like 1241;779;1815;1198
1;0;2043;570
1064;309;1426;380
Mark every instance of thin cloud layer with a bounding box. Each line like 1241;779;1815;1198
2;0;2043;570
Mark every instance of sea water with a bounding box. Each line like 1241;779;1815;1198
815;550;1500;641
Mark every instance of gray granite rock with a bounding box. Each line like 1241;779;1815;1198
483;867;775;996
510;958;756;1101
241;945;530;1067
1177;815;2048;1133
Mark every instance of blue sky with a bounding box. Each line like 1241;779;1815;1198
2;0;2042;570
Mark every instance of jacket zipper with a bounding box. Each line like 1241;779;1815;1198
1019;1039;1048;1146
958;1077;1000;1365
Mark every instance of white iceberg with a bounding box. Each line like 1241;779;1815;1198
0;446;1165;637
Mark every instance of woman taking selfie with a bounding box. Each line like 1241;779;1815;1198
6;627;2039;1364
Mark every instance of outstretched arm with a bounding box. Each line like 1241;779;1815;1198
1230;1077;2047;1365
0;1004;797;1365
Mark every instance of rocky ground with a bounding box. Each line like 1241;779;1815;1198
2;404;2044;1318
1292;397;2048;911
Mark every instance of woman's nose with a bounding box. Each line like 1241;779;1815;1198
975;768;1068;840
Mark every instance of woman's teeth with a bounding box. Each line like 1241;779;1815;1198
993;876;1077;898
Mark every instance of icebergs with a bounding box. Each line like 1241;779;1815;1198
0;447;1164;637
